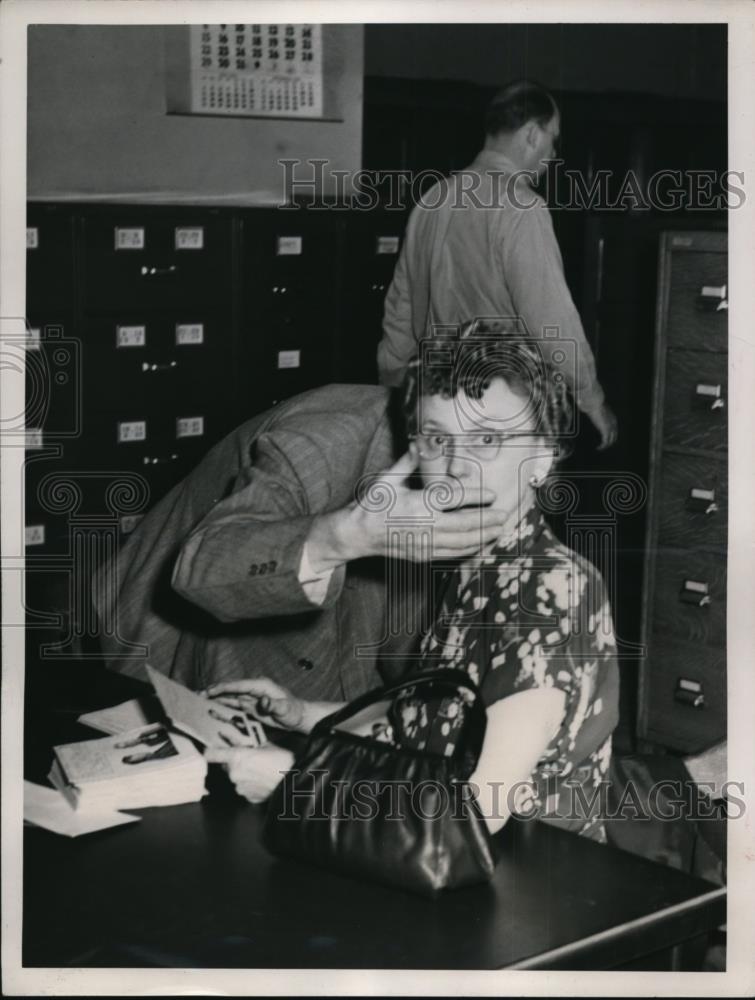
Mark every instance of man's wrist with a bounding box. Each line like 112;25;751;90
305;506;364;575
577;386;606;416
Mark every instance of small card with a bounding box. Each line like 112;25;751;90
146;664;267;749
78;698;151;735
24;781;140;837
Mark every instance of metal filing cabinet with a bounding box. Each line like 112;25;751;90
338;208;408;384
239;208;340;409
24;199;396;653
77;207;236;514
24;205;78;559
638;231;727;753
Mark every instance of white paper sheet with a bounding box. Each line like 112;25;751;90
23;781;140;837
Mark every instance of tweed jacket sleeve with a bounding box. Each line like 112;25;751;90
171;427;359;622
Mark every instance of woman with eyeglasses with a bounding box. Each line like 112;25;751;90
206;337;619;843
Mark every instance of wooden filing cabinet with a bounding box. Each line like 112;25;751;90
638;230;727;753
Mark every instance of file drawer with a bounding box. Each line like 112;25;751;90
665;237;727;352
656;452;727;551
81;313;231;412
651;549;726;647
339;212;407;382
26;206;75;312
82;212;233;310
662;348;727;453
641;635;726;754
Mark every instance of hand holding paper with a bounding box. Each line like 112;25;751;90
146;664;267;748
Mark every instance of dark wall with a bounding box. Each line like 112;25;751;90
365;23;726;102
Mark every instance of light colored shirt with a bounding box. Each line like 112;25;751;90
298;541;334;605
378;150;605;413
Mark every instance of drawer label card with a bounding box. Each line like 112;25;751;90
690;487;715;501
695;383;721;397
678;678;702;693
118;420;147;443
176;416;204;438
277;350;301;369
175;227;204;250
25;428;43;449
27;327;41;351
119;514;144;535
683;579;708;594
115;227;145;250
700;284;726;299
25;524;45;546
276;236;302;256
176;323;204;345
376;236;400;255
26;227;39;249
116;325;147;348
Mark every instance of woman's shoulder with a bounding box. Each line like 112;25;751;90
528;528;609;614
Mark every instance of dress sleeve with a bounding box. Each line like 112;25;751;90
483;552;618;762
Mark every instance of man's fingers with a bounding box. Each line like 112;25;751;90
426;481;497;511
380;449;418;483
205;747;242;765
206;677;282;699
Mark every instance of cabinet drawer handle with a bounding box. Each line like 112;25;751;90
693;383;725;411
141;361;178;373
140;264;179;278
679;579;711;607
675;678;705;709
698;283;728;312
686;487;719;515
142;453;179;466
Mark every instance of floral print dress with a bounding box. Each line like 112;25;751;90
389;504;620;843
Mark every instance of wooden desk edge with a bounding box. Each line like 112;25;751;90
507;885;727;970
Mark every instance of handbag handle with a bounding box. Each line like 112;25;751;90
311;668;487;766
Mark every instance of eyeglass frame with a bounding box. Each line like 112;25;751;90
410;430;545;461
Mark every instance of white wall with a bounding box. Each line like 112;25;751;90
28;25;363;200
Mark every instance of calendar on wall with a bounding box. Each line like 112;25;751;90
168;24;324;119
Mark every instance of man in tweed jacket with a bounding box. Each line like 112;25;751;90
94;384;507;700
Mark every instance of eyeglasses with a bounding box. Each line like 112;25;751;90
411;432;536;461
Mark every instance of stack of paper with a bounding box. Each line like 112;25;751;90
24;781;141;837
49;723;207;811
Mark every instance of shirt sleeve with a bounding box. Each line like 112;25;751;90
378;225;418;387
297;541;336;606
500;198;605;414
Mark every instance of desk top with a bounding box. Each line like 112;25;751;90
22;663;725;971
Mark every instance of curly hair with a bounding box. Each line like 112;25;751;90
400;327;573;457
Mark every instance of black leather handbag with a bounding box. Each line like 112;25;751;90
262;669;497;896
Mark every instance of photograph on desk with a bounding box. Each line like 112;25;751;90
2;0;754;996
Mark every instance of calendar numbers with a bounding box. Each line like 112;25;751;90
191;24;322;118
